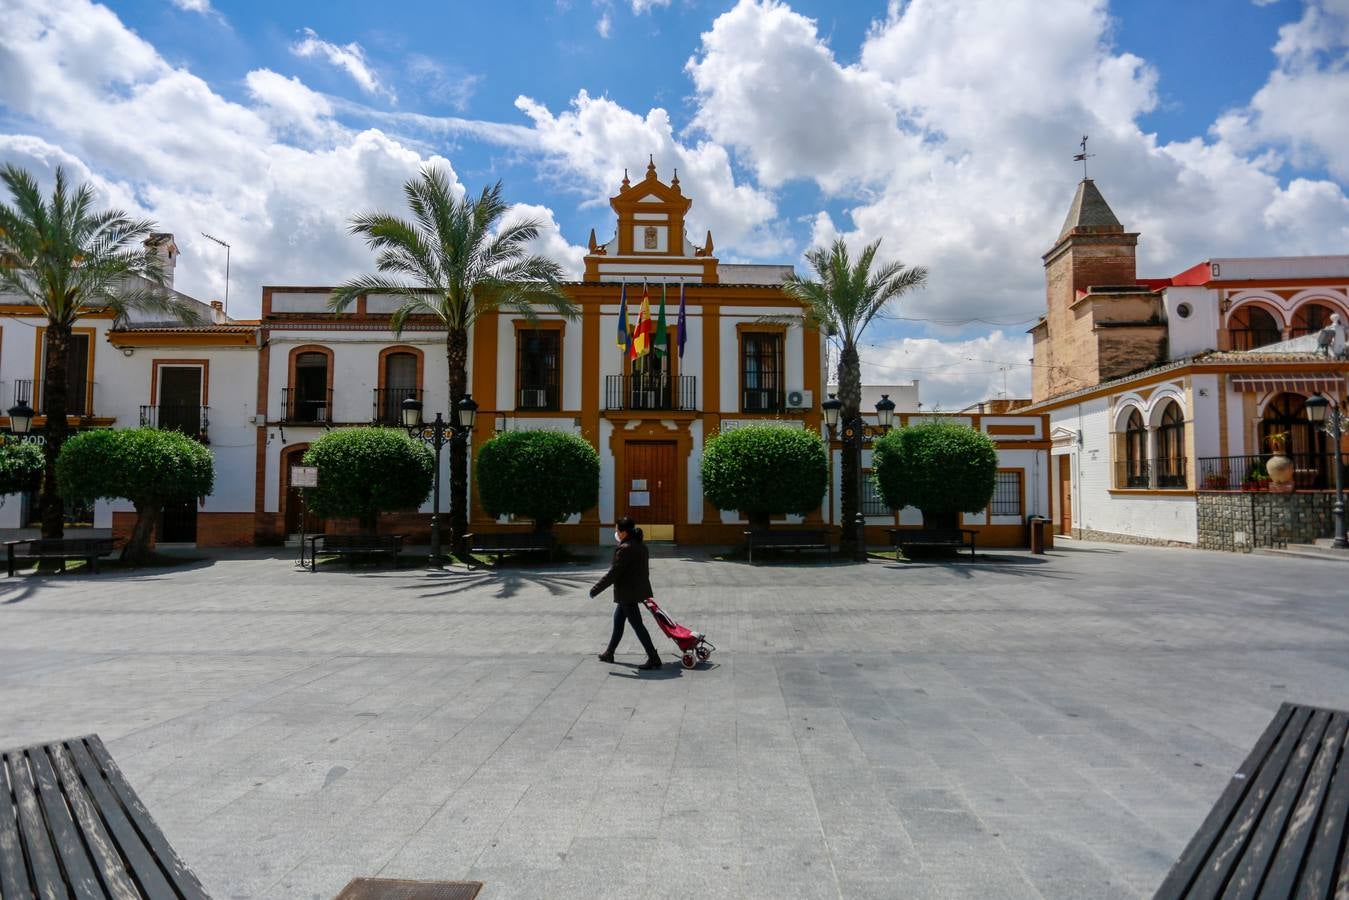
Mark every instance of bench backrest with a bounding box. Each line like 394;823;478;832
749;530;828;543
1154;701;1349;898
25;539;116;553
0;735;209;899
321;534;399;550
470;533;555;548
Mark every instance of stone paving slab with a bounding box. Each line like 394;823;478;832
2;542;1348;898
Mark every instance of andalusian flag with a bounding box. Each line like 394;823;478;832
676;280;687;358
616;281;632;358
630;281;655;359
654;282;669;356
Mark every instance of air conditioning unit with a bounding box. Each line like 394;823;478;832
520;388;547;408
785;389;813;410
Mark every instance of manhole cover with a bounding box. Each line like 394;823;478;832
333;878;484;900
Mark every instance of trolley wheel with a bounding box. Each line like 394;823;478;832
681;652;697;669
696;647;711;661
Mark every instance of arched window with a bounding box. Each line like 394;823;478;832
1228;305;1281;350
1290;302;1338;339
1156;401;1186;488
1261;393;1329;488
1122;408;1148;488
378;350;420;424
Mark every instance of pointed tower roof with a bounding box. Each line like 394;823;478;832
1057;178;1123;241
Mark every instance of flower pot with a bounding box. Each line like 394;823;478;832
1266;454;1294;485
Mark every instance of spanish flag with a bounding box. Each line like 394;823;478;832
630;281;655;360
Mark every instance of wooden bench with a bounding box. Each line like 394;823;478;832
465;531;556;563
1;734;210;899
887;528;977;559
306;533;404;570
1154;701;1349;898
744;529;833;564
6;538;118;576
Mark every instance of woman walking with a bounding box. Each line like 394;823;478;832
590;516;663;670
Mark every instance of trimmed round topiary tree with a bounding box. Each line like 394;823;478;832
303;427;434;531
0;439;43;496
56;428;215;564
701;424;828;529
872;422;998;529
476;430;600;534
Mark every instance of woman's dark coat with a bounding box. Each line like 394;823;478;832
589;531;654;605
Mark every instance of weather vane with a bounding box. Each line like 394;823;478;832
1073;135;1094;179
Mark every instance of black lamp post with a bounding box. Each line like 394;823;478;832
403;393;478;565
7;400;35;436
1305;393;1347;550
823;392;896;562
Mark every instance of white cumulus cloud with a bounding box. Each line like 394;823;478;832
291;27;394;101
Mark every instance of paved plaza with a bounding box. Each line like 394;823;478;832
2;543;1347;899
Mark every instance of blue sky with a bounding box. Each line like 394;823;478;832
2;0;1347;407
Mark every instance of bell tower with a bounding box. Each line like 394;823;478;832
583;158;719;283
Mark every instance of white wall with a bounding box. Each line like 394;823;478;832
1164;286;1219;359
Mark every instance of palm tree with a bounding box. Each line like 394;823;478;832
330;169;576;556
0;165;191;539
782;237;928;554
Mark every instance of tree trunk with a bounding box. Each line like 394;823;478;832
121;504;158;565
837;340;863;556
40;324;71;539
446;327;470;557
747;511;771;531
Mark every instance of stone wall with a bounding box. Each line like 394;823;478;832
1196;491;1335;552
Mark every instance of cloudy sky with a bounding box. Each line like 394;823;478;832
2;0;1347;408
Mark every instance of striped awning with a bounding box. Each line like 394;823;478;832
1230;373;1346;394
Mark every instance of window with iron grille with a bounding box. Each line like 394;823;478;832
516;329;560;410
861;471;893;517
990;470;1023;516
740;332;783;413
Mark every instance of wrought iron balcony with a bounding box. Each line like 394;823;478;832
14;378;95;417
1198;454;1334;491
604;374;696;412
139;405;209;440
281;387;334;424
372;387;422;425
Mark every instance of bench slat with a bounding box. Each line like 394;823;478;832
29;745;106;899
66;738;181;899
49;743;141;900
1266;713;1348;899
6;748;67;898
1186;705;1314;897
0;756;34;900
85;735;211;900
1226;708;1333;898
1294;716;1349;900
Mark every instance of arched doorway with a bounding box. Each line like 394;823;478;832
1261;393;1329;488
281;444;324;537
1228;305;1282;350
1156;401;1186;487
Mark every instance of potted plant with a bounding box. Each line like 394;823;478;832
1265;431;1294;485
1203;473;1228;490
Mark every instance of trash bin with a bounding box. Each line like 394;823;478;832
1027;515;1049;554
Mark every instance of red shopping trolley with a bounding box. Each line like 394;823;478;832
642;597;715;669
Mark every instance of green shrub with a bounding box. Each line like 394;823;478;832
303;428;434;530
872;422;998;529
476;430;599;533
0;439;43;495
701;424;827;529
56;428;215;563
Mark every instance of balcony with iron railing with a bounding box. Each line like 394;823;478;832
1197;454;1336;491
139;404;209;439
372;387;422;425
1113;458;1189;489
13;379;94;417
604;374;696;412
281;387;334;424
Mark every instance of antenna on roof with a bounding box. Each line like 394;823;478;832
199;231;231;317
1073;135;1094;180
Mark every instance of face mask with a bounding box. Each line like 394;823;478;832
614;531;623;543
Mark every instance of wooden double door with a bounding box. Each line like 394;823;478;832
623;441;676;541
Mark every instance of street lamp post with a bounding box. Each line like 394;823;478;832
823;393;896;563
1305;393;1347;550
403;393;478;565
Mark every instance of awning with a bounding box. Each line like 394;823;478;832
1230;373;1346;394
